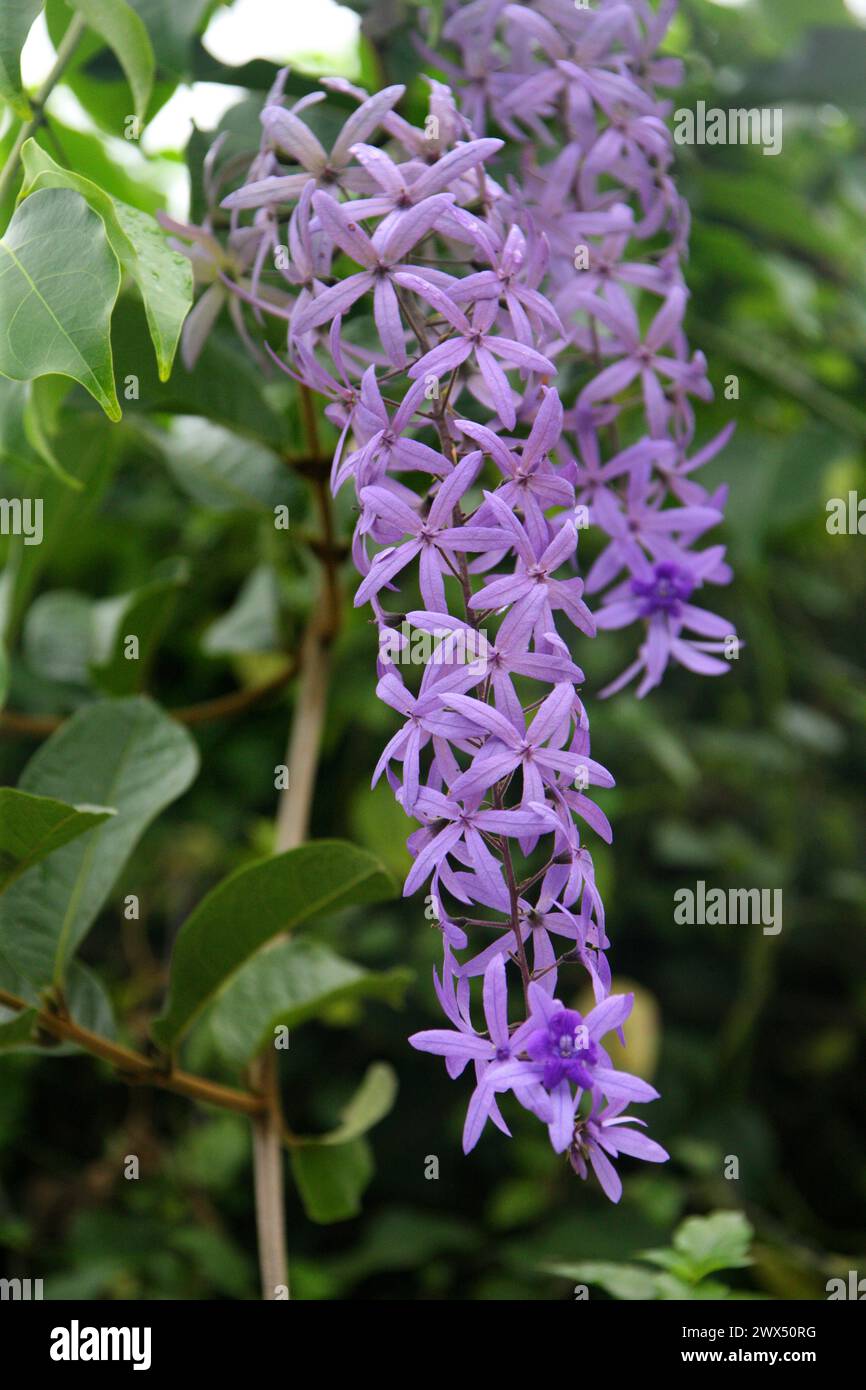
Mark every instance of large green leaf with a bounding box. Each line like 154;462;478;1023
544;1260;660;1301
202;565;282;656
210;940;410;1067
66;0;155;124
0;696;199;987
0;1007;39;1049
0;415;118;653
154;417;298;513
23;375;83;488
22;563;186;693
0;788;115;894
127;0;211;76
111;300;287;446
89;560;188;693
22;589;92;684
151;841;396;1051
288;1064;398;1224
294;1062;398;1148
0;188;121;420
0;1;43;116
0;950;117;1048
0;376;38;469
289;1139;374;1225
20;141;192;381
650;1211;754;1284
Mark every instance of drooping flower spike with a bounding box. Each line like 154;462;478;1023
175;0;743;1198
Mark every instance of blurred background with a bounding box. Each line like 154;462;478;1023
1;0;865;1299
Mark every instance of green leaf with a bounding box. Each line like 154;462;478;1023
210;938;409;1067
111;300;287;446
0;376;38;469
23;376;83;488
35;116;166;212
59;959;117;1041
544;1260;660;1301
1;415;118;645
0;951;116;1049
289;1138;373;1225
295;1062;398;1147
667;1211;754;1283
44;0;174;138
154;416;297;513
202;565;282;657
0;788;114;894
127;0;211;77
23;589;93;684
0;1007;39;1050
287;1066;398;1223
89;560;188;694
641;1211;755;1287
0;696;199;988
0;1;43;116
22;564;186;693
653;1273;723;1301
0;188;121;420
66;0;155;124
151;841;396;1051
20;141;193;380
112;203;192;378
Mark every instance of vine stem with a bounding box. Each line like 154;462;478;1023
250;391;339;1302
250;622;330;1301
0;14;88;211
0;660;297;737
0;987;265;1117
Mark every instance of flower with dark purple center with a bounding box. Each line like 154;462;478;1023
630;561;695;617
526;1007;599;1091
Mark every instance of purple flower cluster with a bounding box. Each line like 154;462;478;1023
166;0;740;1197
427;0;742;697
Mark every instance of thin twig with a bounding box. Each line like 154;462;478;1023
250;389;341;1302
0;15;87;210
0;662;297;739
0;987;266;1118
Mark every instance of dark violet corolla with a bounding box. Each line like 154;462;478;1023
631;561;696;617
178;0;740;1200
526;1008;600;1091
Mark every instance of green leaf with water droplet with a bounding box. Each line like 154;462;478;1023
0;188;121;420
20;141;192;380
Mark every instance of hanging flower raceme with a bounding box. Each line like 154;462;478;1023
170;0;743;1199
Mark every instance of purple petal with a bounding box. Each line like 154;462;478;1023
261;106;327;171
379;193;455;264
330;84;405;166
294;272;372;333
373;275;407;367
483;954;510;1050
